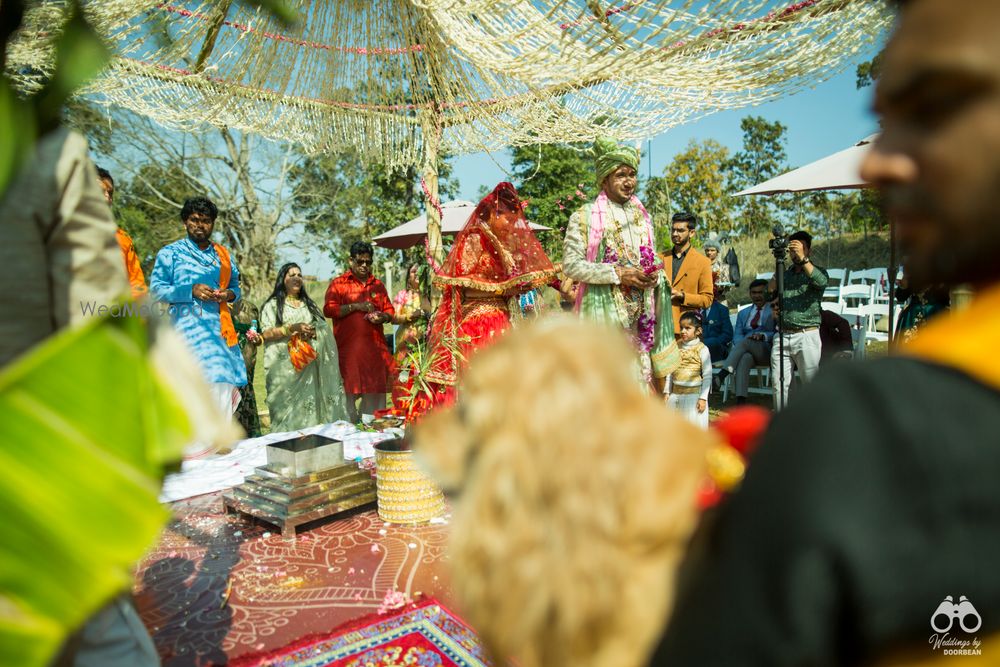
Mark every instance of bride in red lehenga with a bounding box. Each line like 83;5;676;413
400;182;557;419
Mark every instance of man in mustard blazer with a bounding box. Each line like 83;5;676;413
663;212;714;333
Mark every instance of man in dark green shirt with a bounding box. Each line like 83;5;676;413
770;230;827;409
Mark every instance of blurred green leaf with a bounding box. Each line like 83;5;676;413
240;0;299;27
0;316;191;666
0;80;36;200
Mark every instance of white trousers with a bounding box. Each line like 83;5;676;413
770;329;822;410
184;382;241;459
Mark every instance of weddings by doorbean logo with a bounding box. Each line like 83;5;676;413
929;595;983;657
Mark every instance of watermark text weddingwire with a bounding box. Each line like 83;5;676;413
79;300;203;318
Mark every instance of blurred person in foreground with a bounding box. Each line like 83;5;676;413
0;127;160;667
414;318;713;667
651;0;1000;663
0;128;243;665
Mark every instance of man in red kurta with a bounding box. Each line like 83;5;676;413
323;241;395;422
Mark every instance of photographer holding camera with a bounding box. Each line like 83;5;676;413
769;230;827;409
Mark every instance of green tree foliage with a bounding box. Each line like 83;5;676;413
729;116;794;235
664;139;733;231
288;149;459;267
510;142;596;262
646;139;733;250
641;175;673;253
856;50;884;90
794;188;887;240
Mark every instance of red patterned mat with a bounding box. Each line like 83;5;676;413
133;492;454;665
229;597;490;667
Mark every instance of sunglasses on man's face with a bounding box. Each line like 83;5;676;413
352;258;373;266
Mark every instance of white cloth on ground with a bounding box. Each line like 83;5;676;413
159;421;400;503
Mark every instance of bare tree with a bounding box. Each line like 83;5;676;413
74;105;305;301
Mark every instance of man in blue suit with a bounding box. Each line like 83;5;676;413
715;279;775;404
700;300;733;363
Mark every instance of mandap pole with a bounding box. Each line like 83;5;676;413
421;112;445;308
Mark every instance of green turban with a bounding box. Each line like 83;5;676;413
593;137;640;186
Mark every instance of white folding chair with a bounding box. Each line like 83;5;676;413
859;303;900;343
821;301;845;315
839;283;874;309
721;364;772;402
824;268;846;301
846;268;883;293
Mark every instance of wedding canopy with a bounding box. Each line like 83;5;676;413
7;1;891;263
10;1;891;169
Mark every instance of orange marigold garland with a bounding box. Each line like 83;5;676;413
287;333;317;371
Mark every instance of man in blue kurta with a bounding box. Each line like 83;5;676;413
150;196;247;419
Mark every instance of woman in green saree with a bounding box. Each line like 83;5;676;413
260;263;348;431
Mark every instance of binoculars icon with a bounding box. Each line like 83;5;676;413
931;596;982;634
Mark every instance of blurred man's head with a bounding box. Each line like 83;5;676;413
861;0;1000;289
96;166;114;205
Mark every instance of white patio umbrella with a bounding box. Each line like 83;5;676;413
373;200;550;250
734;134;877;196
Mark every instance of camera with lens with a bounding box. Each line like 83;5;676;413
769;224;789;258
768;235;788;252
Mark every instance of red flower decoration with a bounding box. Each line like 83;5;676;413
713;406;770;456
698;406;771;511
